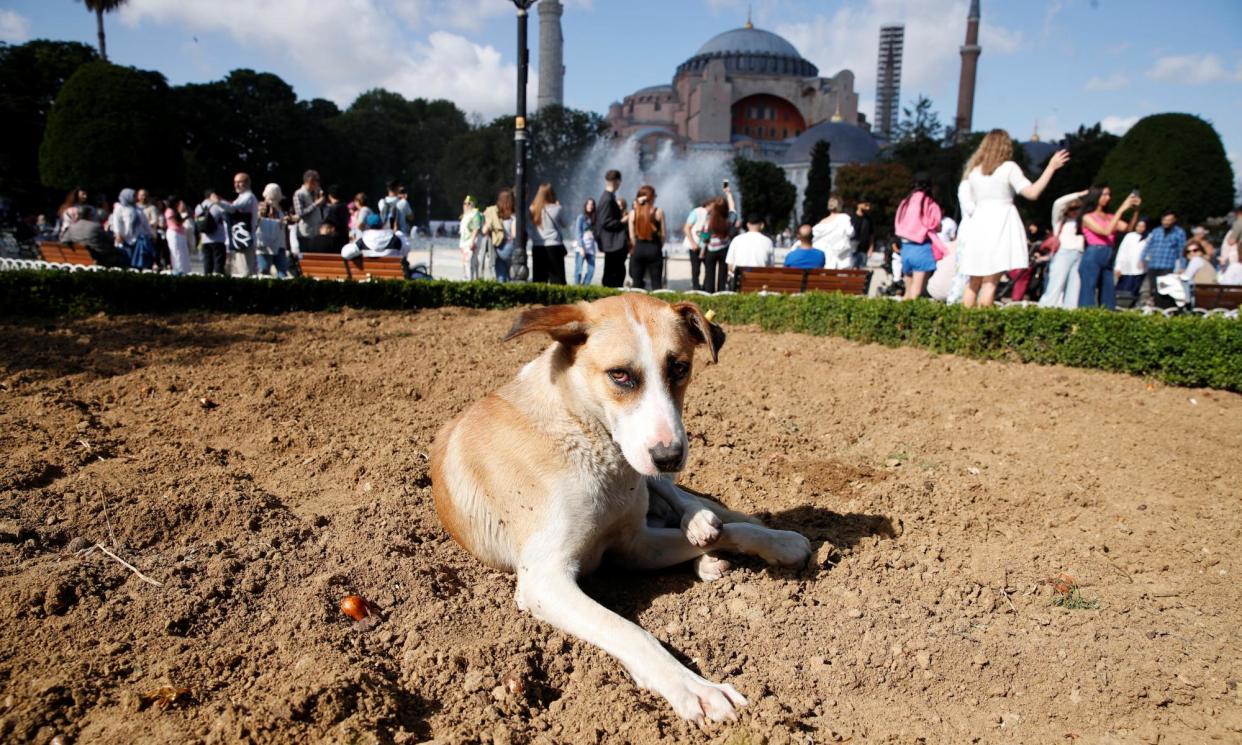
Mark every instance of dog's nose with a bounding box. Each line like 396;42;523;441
649;442;684;472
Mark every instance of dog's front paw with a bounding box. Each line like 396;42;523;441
761;530;813;567
682;508;722;547
658;670;747;724
694;554;732;581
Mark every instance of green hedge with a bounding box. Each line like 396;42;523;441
1;270;1239;391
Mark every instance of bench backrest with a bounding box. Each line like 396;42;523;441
298;253;405;281
1194;283;1242;311
38;241;95;266
739;266;868;295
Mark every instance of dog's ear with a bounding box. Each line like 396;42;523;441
672;302;726;363
503;303;590;346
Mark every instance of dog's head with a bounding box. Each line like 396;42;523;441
505;294;725;476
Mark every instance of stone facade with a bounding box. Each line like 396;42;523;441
606;26;860;155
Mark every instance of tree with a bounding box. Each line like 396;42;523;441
0;40;97;210
835;162;912;232
77;0;129;62
1029;123;1118;228
528;104;608;186
39;61;181;197
732;156;796;232
800;140;832;225
893;95;944;145
1095;113;1234;224
437;116;512;216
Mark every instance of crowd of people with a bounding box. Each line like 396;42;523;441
32;142;1242;307
881;129;1242;309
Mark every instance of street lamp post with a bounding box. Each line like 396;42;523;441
511;0;538;282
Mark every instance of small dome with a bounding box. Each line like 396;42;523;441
694;28;803;60
782;121;880;165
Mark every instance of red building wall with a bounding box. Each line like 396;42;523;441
731;94;806;141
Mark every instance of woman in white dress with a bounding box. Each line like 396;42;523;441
811;195;855;269
957;130;1070;308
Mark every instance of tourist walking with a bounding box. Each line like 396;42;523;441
459;195;484;280
574;198;597;285
195;189;228;275
109;188;155;269
255;183;290;278
595;170;628;287
1038;192;1088;308
530;183;568;284
486;188;517;283
627;186;666;290
812;195;855;269
164;197;192;275
1077;186;1140;309
957;129;1070;307
1139;211;1186;307
701;186;738;293
1114;218;1148;300
893;174;943;301
683;198;712;291
136;189;167;271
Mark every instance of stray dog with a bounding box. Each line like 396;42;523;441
431;295;811;723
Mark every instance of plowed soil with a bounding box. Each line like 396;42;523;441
0;306;1239;744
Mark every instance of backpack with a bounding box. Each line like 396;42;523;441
195;205;218;236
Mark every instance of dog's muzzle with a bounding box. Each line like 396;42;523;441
649;442;685;473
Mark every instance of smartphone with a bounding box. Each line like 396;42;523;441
1130;188;1141;198
722;179;729;190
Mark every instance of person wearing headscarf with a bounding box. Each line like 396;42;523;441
255;183;290;277
108;188;153;264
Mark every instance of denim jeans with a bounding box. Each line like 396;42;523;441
494;241;514;283
256;250;288;278
1078;245;1116;309
574;251;596;285
1038;249;1082;308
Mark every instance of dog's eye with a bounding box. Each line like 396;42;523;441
669;361;690;381
607;369;637;388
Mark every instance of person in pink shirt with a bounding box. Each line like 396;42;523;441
893;173;943;300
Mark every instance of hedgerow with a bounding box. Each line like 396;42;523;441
1;270;1238;391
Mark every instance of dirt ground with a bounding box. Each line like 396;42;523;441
0;305;1239;744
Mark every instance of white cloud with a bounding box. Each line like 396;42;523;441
1146;54;1242;85
773;0;1023;124
1101;115;1140;136
118;0;537;119
1084;73;1129;91
0;9;30;43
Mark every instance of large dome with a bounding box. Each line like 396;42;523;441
676;26;819;79
694;27;803;59
782;121;880;165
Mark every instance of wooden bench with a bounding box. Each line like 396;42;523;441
1193;283;1242;311
297;253;405;281
38;241;96;266
738;267;869;295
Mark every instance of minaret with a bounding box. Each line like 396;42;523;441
536;0;564;110
954;0;981;138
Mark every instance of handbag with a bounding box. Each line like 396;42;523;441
1041;221;1063;255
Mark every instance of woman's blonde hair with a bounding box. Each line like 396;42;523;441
963;129;1014;179
530;183;556;228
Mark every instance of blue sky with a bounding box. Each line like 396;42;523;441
3;0;1241;191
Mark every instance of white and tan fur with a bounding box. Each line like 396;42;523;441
431;294;811;723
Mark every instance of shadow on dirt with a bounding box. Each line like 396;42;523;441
0;317;299;379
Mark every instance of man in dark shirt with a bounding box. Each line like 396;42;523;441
324;185;352;250
301;223;340;254
850;198;874;268
594;170;628;287
62;206;128;267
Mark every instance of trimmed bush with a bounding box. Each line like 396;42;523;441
0;270;1238;391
